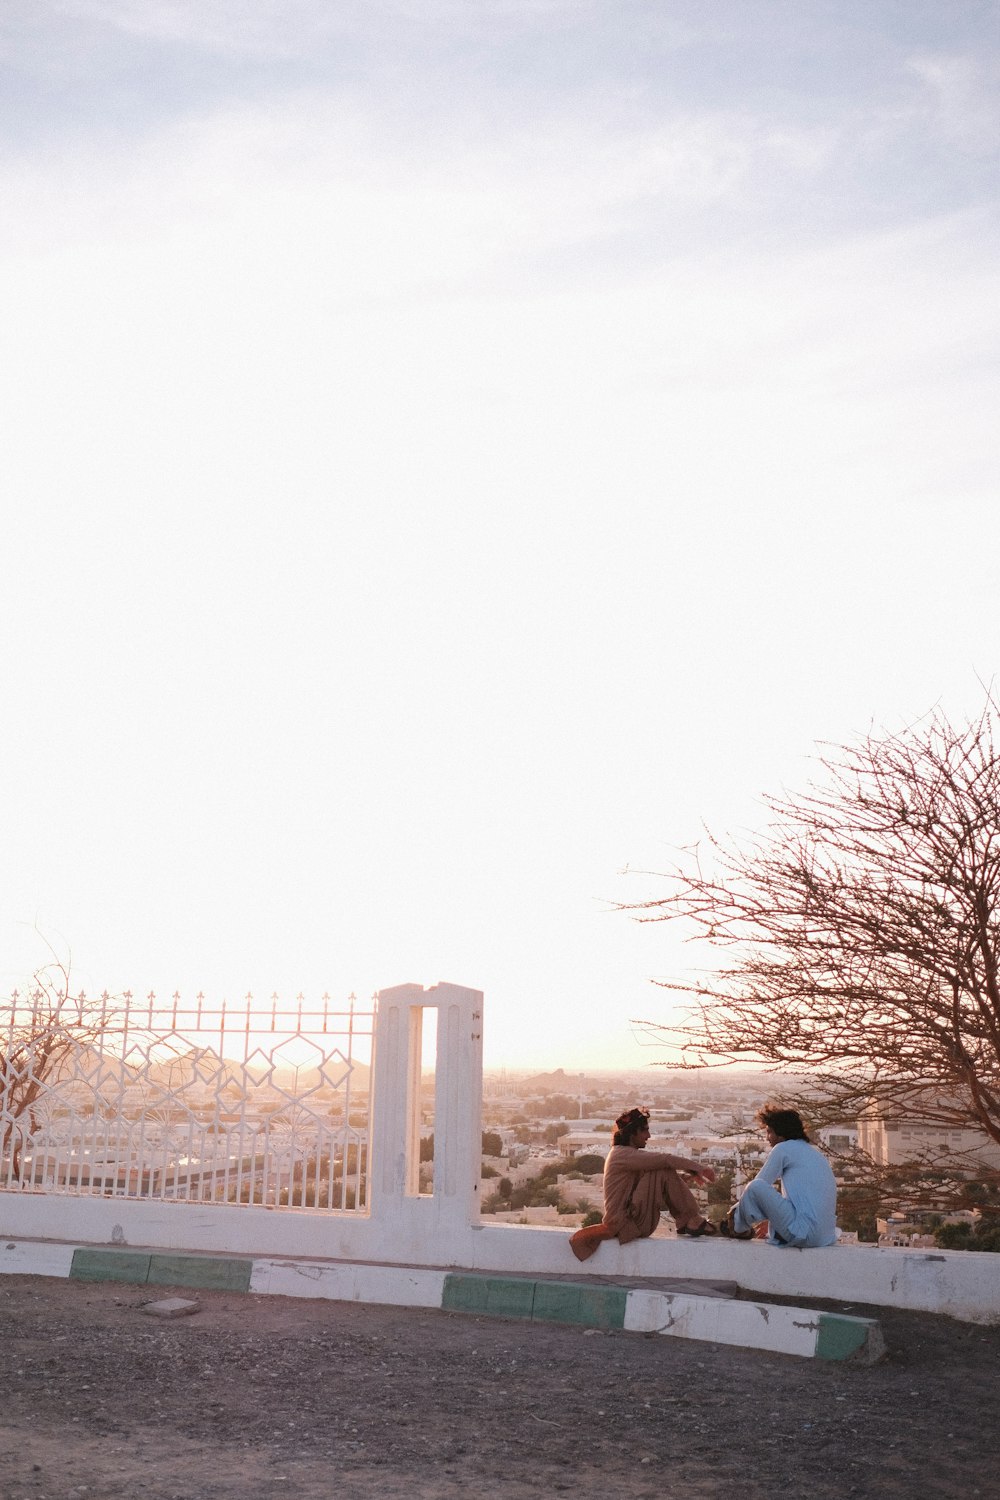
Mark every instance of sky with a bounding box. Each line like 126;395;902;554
1;0;998;1072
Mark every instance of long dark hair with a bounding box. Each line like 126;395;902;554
757;1104;809;1141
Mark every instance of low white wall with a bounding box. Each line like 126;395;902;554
3;1192;998;1325
0;1191;461;1267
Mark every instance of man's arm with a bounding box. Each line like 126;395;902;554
613;1146;716;1183
748;1143;784;1188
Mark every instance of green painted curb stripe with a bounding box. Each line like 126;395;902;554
148;1254;253;1292
71;1249;153;1284
70;1248;252;1292
532;1281;627;1329
442;1274;535;1317
815;1312;877;1361
441;1275;627;1330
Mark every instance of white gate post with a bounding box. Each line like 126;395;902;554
370;982;483;1247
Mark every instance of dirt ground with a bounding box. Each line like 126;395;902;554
1;1274;998;1500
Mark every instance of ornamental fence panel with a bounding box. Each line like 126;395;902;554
0;987;375;1213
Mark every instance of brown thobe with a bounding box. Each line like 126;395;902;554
569;1145;703;1262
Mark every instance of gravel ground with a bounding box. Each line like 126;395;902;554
1;1273;998;1500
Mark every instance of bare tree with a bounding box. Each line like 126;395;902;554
0;954;120;1183
627;694;1000;1163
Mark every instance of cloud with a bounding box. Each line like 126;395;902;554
48;0;691;58
906;50;1000;155
41;0;336;59
6;4;997;250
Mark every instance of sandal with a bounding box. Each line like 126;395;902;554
718;1209;754;1241
677;1219;718;1237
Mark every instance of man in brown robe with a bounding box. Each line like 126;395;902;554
570;1107;717;1261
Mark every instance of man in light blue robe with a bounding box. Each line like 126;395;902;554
723;1105;837;1248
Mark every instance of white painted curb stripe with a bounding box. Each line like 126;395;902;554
626;1288;819;1357
250;1258;448;1308
1;1238;76;1279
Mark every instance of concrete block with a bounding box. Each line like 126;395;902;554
141;1297;200;1319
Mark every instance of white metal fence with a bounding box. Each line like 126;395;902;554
0;987;375;1213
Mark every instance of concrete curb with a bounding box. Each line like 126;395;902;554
621;1283;884;1362
442;1273;883;1362
0;1238;884;1362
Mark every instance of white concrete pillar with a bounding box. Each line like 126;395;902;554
370;982;483;1238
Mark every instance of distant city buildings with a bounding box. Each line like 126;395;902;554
478;1069;1000;1246
857;1097;1000;1172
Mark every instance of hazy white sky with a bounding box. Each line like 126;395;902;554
2;1;998;1070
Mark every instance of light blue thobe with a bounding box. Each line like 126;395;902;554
734;1138;837;1247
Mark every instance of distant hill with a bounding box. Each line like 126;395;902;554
518;1067;614;1094
144;1047;370;1093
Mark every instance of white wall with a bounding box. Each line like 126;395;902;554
2;979;999;1325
